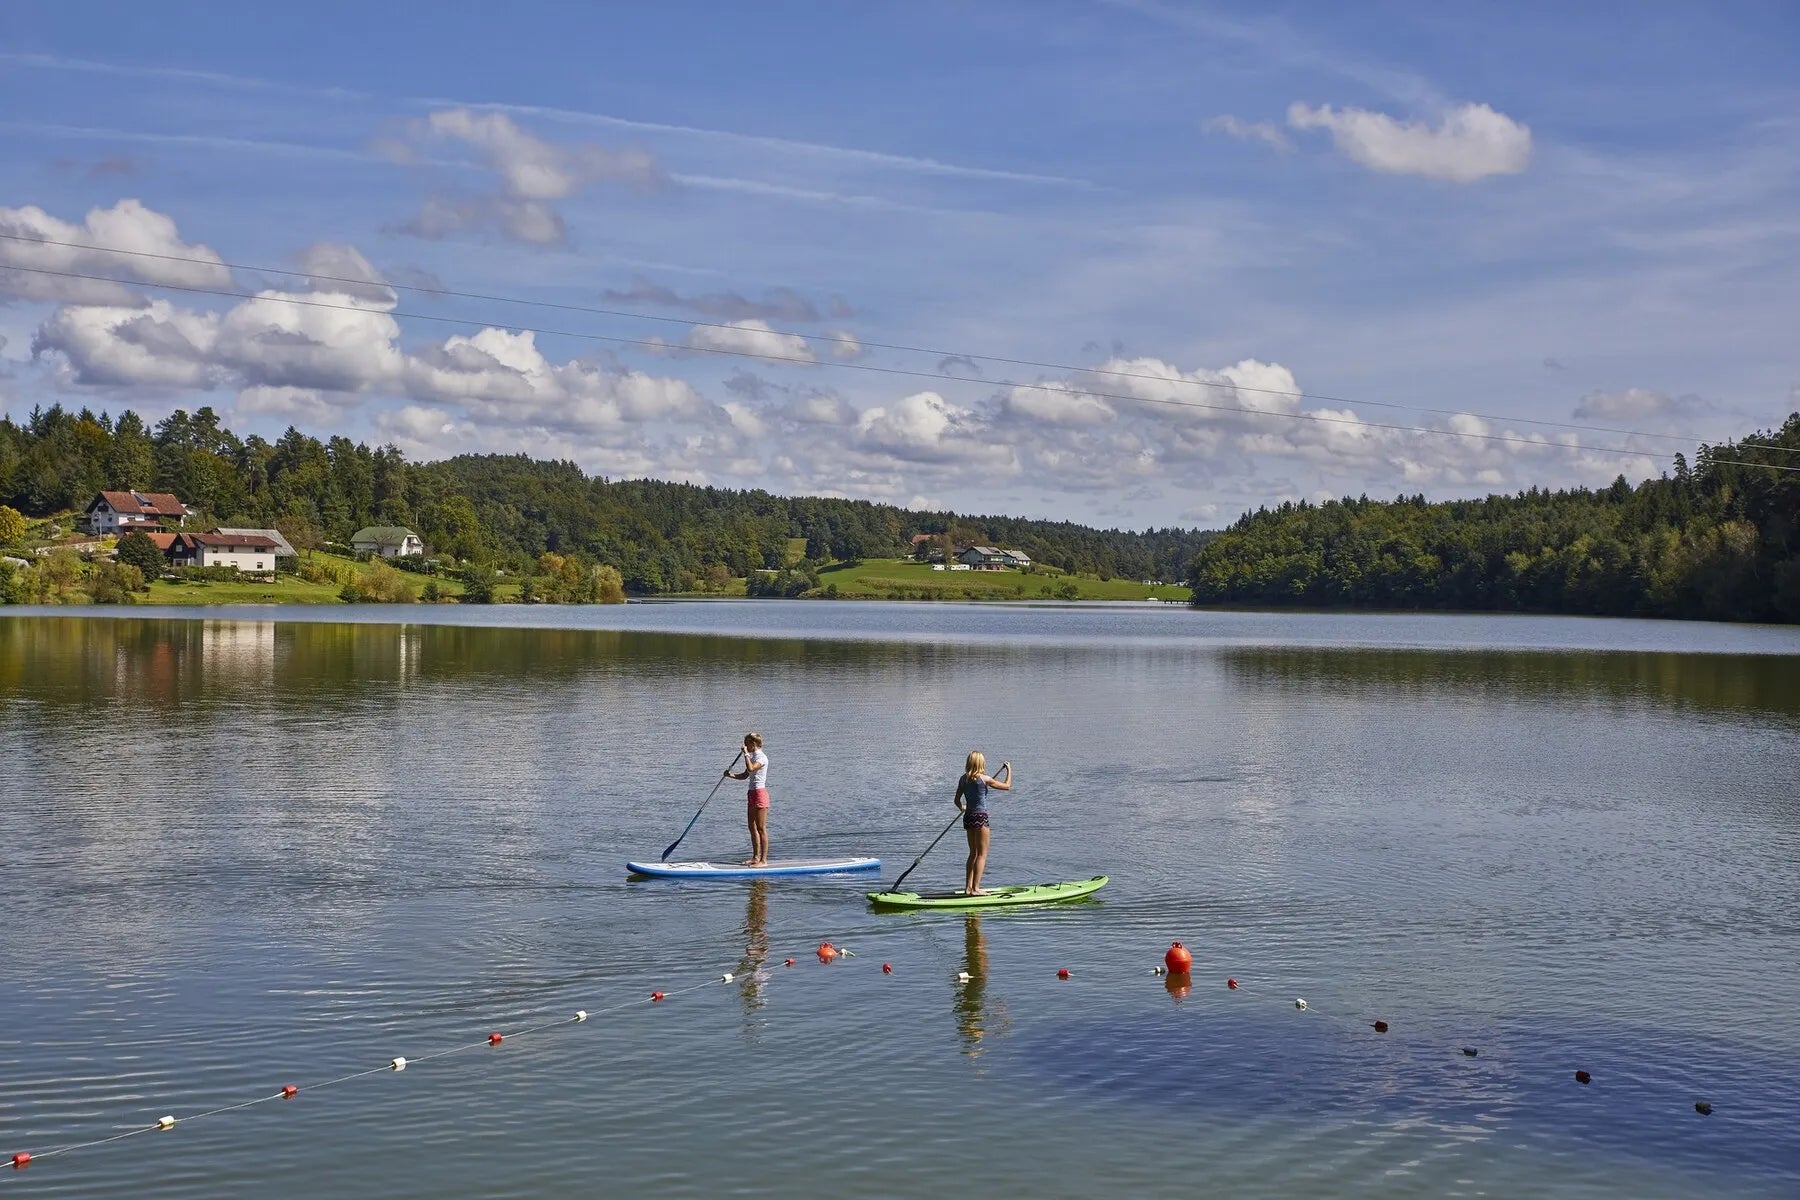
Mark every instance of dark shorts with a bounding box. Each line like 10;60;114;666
962;810;990;831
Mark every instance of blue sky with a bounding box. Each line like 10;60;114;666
2;0;1797;526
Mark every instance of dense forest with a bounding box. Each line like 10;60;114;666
1189;414;1800;623
0;404;1204;591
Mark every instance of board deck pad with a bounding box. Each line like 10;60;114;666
867;875;1109;910
627;857;880;879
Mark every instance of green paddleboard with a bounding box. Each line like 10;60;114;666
867;875;1109;910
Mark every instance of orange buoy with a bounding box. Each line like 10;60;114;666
651;991;666;1002
783;958;795;967
1226;978;1239;990
818;942;838;962
1164;942;1192;974
281;1085;298;1098
11;1152;30;1170
1057;968;1071;979
488;1032;504;1045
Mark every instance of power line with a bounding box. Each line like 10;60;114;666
5;261;1799;475
1;229;1784;455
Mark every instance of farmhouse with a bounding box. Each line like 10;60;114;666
83;490;191;535
216;527;297;564
351;526;424;558
163;531;282;577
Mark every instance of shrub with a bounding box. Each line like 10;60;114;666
459;564;497;604
115;531;165;581
357;559;415;604
90;561;144;604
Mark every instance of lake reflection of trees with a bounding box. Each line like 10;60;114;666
1220;646;1800;719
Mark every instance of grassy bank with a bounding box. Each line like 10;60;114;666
813;559;1191;602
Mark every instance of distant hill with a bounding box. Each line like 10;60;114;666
1189;414;1800;624
0;404;1212;593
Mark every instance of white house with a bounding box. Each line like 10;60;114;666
83;490;189;535
216;527;297;563
350;526;425;558
164;531;281;577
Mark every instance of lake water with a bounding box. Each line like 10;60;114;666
2;602;1798;1198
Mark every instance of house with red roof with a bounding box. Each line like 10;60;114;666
83;490;192;535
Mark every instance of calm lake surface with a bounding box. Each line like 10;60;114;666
3;602;1799;1198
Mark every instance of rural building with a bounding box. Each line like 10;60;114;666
957;546;1014;571
216;527;297;564
351;526;425;558
83;490;191;535
163;531;282;577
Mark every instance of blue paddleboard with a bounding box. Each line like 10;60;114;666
627;857;881;879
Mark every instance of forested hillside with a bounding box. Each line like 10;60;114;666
0;404;1205;591
1189;414;1800;623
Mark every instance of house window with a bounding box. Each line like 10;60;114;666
256;561;264;570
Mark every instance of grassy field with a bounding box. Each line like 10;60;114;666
813;558;1191;602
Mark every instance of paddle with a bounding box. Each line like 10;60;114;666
886;809;964;894
661;749;745;861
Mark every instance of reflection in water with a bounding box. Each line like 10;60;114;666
737;881;770;1031
1221;646;1800;719
953;915;1010;1058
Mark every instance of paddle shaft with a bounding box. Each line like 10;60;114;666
661;748;745;861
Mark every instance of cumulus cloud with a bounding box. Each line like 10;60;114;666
1205;115;1293;152
687;319;815;363
827;330;863;359
385;108;663;245
1286;101;1531;182
855;390;1010;469
0;198;232;305
602;275;844;323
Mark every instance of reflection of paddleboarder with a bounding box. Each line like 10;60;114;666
954;751;1011;896
953;914;1009;1056
737;880;770;1020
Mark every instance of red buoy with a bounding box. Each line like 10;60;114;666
651;991;666;1002
1372;1021;1389;1033
1226;978;1239;990
10;1152;30;1170
818;942;838;962
281;1085;298;1099
1164;942;1192;974
1575;1070;1591;1085
1057;968;1071;979
783;958;795;967
488;1032;504;1045
882;962;893;974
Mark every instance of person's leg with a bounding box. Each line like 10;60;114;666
969;825;990;894
964;825;980;894
748;805;770;863
745;802;759;865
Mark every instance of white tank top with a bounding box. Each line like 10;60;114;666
745;750;768;790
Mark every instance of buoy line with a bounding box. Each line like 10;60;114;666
4;931;1724;1180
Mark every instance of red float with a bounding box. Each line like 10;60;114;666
1226;978;1239;990
488;1032;504;1045
1164;942;1192;974
281;1085;298;1098
10;1153;29;1170
1575;1070;1591;1085
882;963;893;974
1057;968;1071;979
1372;1021;1389;1033
817;943;838;962
651;991;666;1002
783;958;795;967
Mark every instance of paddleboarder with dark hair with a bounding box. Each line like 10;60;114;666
726;733;770;865
955;751;1011;895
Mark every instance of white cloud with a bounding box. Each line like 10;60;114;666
1205;115;1293;152
827;330;864;359
1286;101;1531;182
32;299;223;387
855;390;1010;468
687;319;815;363
386;108;663;245
1572;387;1692;421
0;198;232;304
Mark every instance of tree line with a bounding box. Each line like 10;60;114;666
1188;414;1800;623
0;404;1209;592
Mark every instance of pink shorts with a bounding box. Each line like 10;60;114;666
747;788;770;810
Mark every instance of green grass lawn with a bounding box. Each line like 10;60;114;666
814;558;1191;601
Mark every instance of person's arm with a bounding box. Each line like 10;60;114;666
953;777;966;810
726;753;751;780
986;761;1013;791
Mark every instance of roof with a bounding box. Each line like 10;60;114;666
138;532;181;551
89;490;186;516
350;526;421;545
963;545;1004;556
191;532;280;550
216;527;296;556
